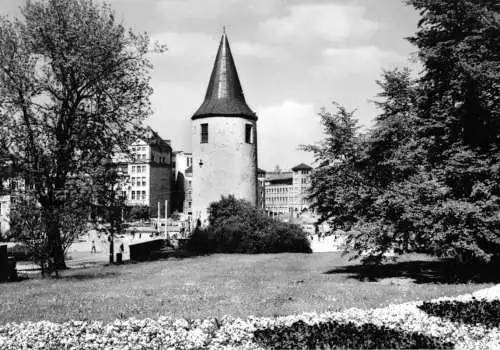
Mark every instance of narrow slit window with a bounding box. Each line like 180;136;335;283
201;123;208;143
245;124;253;144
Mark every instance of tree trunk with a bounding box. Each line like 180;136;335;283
46;210;67;272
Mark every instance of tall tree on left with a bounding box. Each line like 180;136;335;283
0;0;161;270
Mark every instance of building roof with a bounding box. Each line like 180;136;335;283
267;174;293;185
192;31;256;121
144;127;171;150
291;163;312;171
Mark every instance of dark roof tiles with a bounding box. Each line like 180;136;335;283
291;163;313;171
192;32;256;120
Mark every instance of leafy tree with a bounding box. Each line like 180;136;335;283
307;0;500;265
302;103;370;231
405;0;500;263
0;0;161;270
9;193;87;276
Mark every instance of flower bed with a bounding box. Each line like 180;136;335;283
0;285;499;349
419;298;500;328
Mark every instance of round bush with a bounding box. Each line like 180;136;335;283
187;195;311;254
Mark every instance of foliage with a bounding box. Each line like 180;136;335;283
419;298;500;328
1;286;499;349
187;195;311;254
254;319;453;349
403;0;500;264
0;0;161;270
306;0;500;265
127;205;150;221
8;193;86;276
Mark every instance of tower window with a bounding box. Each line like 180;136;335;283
201;123;208;143
245;124;253;144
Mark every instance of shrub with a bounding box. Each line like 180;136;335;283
419;298;500;328
254;319;454;349
186;195;311;254
127;205;150;221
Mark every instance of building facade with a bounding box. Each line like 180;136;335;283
172;151;193;214
183;165;193;217
257;168;266;210
114;128;173;217
263;163;312;218
191;31;258;222
0;194;10;238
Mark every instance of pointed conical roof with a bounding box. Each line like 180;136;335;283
192;31;256;120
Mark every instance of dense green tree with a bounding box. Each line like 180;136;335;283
307;0;500;265
405;0;500;263
0;0;161;270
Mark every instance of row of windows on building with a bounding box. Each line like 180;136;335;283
266;187;291;193
131;165;147;173
130;190;147;200
130;177;147;187
268;197;292;203
200;123;254;144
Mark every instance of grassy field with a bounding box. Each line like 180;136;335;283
0;252;496;324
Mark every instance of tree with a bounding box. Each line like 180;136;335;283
9;193;87;276
0;0;161;270
306;0;500;265
302;103;368;229
405;0;500;264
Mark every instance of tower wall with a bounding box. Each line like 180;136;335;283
192;116;257;222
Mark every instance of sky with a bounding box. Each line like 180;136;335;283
0;0;422;171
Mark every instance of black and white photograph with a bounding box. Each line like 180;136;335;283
0;0;499;348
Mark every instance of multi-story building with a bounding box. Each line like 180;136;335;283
114;128;173;217
257;168;266;210
0;193;10;238
0;178;32;238
172;151;193;213
263;163;312;218
183;165;193;217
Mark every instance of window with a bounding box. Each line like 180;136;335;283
131;166;136;173
142;177;146;186
201;123;208;143
136;178;141;186
141;191;146;200
131;191;136;200
245;124;253;144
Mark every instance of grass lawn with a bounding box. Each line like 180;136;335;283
0;252;496;324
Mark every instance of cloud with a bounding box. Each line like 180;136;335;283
257;100;323;170
156;0;278;20
231;41;286;60
151;32;217;61
313;46;404;77
260;3;379;43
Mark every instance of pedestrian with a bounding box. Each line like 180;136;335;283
91;240;96;254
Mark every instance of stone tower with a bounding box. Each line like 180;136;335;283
191;30;258;222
